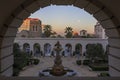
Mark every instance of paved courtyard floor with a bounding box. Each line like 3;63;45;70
19;57;106;77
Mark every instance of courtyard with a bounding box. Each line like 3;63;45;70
19;56;107;77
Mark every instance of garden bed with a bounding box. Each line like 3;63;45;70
89;63;109;71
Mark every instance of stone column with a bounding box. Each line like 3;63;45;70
72;44;75;56
81;44;86;56
41;44;44;56
30;43;34;56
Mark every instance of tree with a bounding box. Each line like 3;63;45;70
86;44;96;59
51;31;57;36
86;43;105;60
43;25;52;37
13;43;20;53
64;27;73;38
95;43;104;58
50;31;57;38
57;34;64;38
75;44;82;51
13;43;31;76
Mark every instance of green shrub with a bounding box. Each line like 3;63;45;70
13;43;31;76
83;60;90;65
13;68;20;76
76;60;81;65
27;58;33;65
13;52;29;70
33;59;40;65
98;72;110;77
89;64;109;71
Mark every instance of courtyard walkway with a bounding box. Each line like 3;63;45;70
19;57;103;77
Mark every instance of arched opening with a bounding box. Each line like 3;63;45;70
0;0;120;77
33;43;41;57
23;43;30;53
75;43;82;58
64;43;72;56
44;43;51;56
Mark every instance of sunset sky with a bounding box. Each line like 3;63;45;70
29;5;97;36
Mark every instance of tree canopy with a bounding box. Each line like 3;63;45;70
65;27;73;38
86;43;104;59
43;25;52;37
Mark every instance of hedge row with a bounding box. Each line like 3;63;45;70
89;64;109;71
98;72;110;77
83;60;90;65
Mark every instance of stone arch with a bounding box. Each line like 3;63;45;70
0;0;120;76
64;43;72;56
75;43;82;56
44;43;51;56
23;43;30;53
33;43;41;57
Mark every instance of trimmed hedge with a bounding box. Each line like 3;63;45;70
89;64;109;71
94;59;108;64
83;60;90;65
33;59;40;65
76;60;81;65
98;72;110;77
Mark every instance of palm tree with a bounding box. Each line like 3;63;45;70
43;25;52;37
65;27;73;38
51;31;57;36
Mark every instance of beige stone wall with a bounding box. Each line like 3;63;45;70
16;18;42;38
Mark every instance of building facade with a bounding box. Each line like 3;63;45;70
94;22;108;39
16;18;42;38
14;38;108;57
80;30;87;37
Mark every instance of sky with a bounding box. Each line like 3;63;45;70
29;5;97;36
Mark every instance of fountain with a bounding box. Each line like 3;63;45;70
50;41;66;76
39;41;77;77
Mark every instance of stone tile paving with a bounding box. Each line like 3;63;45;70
19;57;104;77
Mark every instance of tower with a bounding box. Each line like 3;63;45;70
17;18;42;38
29;18;42;37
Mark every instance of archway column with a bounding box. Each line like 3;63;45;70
81;44;86;56
30;43;34;55
72;44;75;55
41;44;44;53
19;43;23;51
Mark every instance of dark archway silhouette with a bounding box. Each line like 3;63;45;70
33;43;41;57
44;43;51;56
23;43;30;53
65;43;72;56
0;0;120;77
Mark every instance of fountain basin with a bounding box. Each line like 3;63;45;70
39;67;77;77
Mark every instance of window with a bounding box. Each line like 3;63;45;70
33;26;35;31
36;26;37;31
33;26;37;31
